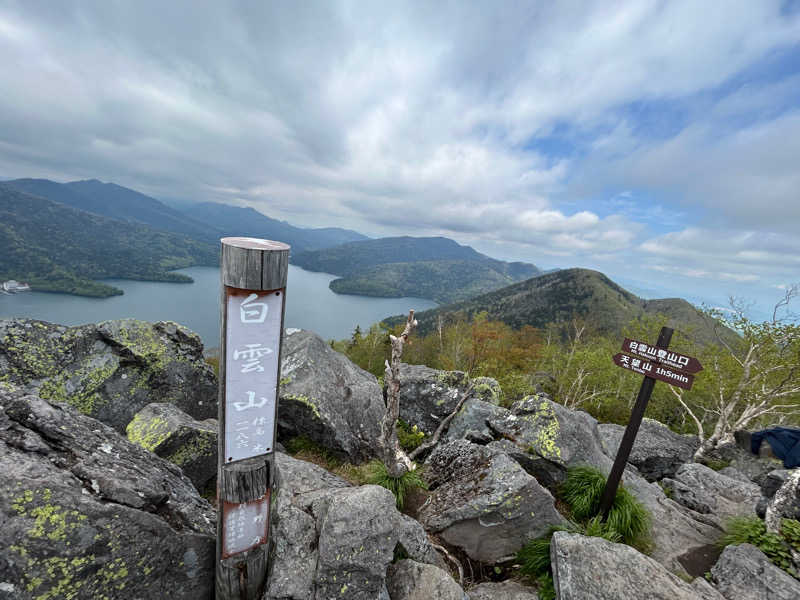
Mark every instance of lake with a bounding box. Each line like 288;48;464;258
0;266;437;348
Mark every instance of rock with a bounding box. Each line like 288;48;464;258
710;543;800;599
550;532;724;600
0;389;215;600
264;452;445;600
0;318;216;432
717;466;753;484
487;395;610;469
445;398;509;445
467;580;539;599
126;403;217;491
395;364;501;436
599;419;699;481
765;469;800;529
386;560;466;600
419;439;567;563
278;329;384;463
761;469;791;499
479;395;719;574
661;463;761;524
701;441;784;487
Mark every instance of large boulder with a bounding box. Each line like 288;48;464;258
701;441;784;487
467;580;539;599
710;543;800;599
550;532;724;600
419;439;567;563
661;463;762;524
264;452;444;600
386;560;466;600
126;403;218;491
445;398;509;444
0;389;216;600
278;329;384;463
599;418;699;481
395;364;501;436
0;318;216;432
765;469;800;528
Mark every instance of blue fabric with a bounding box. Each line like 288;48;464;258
750;427;800;469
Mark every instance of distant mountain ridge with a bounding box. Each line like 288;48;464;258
292;236;541;304
182;202;368;254
385;268;735;345
0;184;217;297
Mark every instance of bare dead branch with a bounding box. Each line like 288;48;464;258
409;383;475;461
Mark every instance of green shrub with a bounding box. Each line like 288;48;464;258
560;466;650;549
536;573;556;600
781;519;800;552
719;516;798;578
364;460;427;509
703;458;731;472
396;419;425;452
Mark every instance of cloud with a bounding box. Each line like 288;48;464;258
0;1;798;313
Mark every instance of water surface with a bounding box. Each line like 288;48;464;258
0;266;436;347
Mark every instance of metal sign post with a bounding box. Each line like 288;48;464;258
216;237;289;600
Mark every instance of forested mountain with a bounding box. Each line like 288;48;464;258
292;236;540;303
0;185;217;296
182;202;368;253
6;178;219;241
386;268;734;345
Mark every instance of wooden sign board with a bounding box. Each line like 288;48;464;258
221;493;271;559
622;338;703;373
224;288;284;463
612;352;694;390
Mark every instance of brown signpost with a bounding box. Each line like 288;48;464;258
612;353;695;390
599;327;703;520
622;338;703;373
217;237;290;600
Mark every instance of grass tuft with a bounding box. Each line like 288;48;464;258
363;460;427;509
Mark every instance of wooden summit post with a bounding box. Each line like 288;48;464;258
217;237;290;600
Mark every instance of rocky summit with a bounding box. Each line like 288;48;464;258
2;317;799;599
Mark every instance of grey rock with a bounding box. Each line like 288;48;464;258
264;453;444;600
386;560;466;600
550;532;724;600
278;329;384;463
711;543;800;599
445;398;509;445
717;466;753;484
761;469;791;499
395;364;473;436
765;468;800;528
599;418;699;481
486;395;719;574
488;395;610;469
468;580;539;599
419;439;567;563
0;318;216;432
661;463;761;524
126;402;217;490
0;389;215;600
486;439;566;491
702;441;784;487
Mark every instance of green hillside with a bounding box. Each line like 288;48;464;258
385;268;735;345
293;236;540;303
0;184;218;297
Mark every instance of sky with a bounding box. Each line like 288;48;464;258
1;1;799;320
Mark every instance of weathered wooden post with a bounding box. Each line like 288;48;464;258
216;237;289;600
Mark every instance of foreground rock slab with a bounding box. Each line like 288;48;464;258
661;463;761;525
386;560;466;600
550;532;724;600
278;329;384;463
467;580;539;599
264;452;444;600
0;318;216;432
420;439;567;563
710;543;800;600
0;389;216;600
126;402;218;491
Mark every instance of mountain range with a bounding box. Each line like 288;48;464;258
292;236;541;303
385;268;734;346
